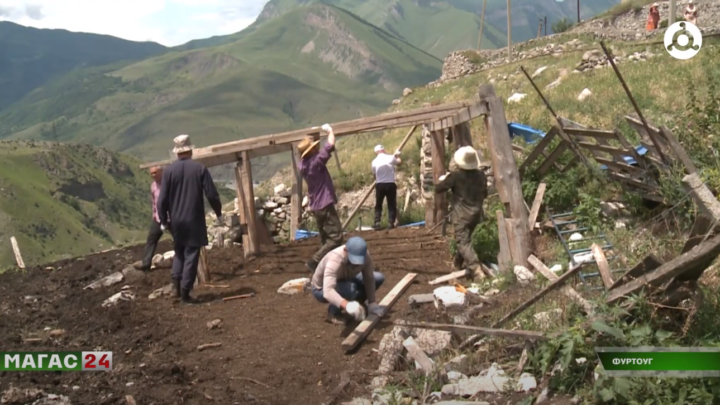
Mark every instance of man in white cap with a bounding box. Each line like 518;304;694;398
298;124;343;272
157;134;223;303
311;236;385;325
685;0;698;26
371;144;402;230
435;146;491;279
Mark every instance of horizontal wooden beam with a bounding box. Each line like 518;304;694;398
426;102;488;132
577;142;631;155
607;172;657;192
564;127;618;141
140;101;475;169
594;157;645;176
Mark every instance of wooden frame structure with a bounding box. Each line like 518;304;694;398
139;97;514;258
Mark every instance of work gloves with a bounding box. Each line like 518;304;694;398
321;124;333;133
345;301;366;321
368;303;383;317
438;172;450;182
160;224;168;233
394;150;401;157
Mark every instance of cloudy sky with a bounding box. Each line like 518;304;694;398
0;0;271;46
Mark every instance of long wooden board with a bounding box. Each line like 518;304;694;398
395;321;547;340
496;211;512;272
608;254;663;291
607;233;720;303
591;243;614;289
528;255;594;314
341;273;417;352
10;236;25;269
527;183;547;231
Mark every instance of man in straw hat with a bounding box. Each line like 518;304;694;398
371;144;402;230
435;146;492;279
298;124;343;272
157;134;223;303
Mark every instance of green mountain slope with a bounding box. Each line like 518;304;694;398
185;0;619;58
0;141;152;268
0;4;441;179
0;21;167;111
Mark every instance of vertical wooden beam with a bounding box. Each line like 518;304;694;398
496;211;512;273
480;84;530;267
507;0;512;62
240;152;259;256
670;0;676;26
527;183;547;231
290;144;303;241
431;130;448;229
197;246;211;283
477;0;487;50
452;122;474;149
591;243;614;289
10;236;25;269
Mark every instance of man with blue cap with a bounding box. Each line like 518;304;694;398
311;236;385;325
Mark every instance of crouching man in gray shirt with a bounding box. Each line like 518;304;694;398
311;236;385;325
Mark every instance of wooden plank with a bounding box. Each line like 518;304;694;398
607;233;720;303
519;126;558;175
590;244;614;289
527;183;547;232
505;218;524;267
240;153;259;256
607;172;658;192
290;144;302;241
577;142;631;155
517;341;532;374
234;163;250;250
394;321;547;340
682;173;720;222
197;246;211;284
428;270;469;285
496;211;512;272
660;126;697;174
608;254;663;291
479;84;530;268
427;103;488;132
493;262;583;328
681;215;714;254
10;236;25;269
563;128;618;140
408;293;435;305
614;129;648;170
594;157;645;176
431;130;448;229
403;337;435;374
341;273;417;351
537;141;569;177
528;255;594;314
559;155;579;172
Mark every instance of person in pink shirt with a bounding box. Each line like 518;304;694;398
134;166;169;271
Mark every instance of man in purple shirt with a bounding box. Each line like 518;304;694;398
133;166;168;271
298;124;343;272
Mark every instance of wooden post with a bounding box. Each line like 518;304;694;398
670;0;676;26
234;163;251;253
197;246;211;283
431;130;448;230
10;236;25;269
683;173;720;222
452;122;473;148
507;0;512;62
527;183;546;231
478;0;488;50
240;151;259;256
290;144;303;241
496;211;512;272
480;84;530;267
591;244;614;289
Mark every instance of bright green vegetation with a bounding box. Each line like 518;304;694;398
0;21;166;111
0;141;152;268
0;4;441;179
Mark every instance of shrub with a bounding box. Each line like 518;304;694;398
552;18;574;34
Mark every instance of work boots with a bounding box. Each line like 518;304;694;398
172;279;181;298
181;289;197;304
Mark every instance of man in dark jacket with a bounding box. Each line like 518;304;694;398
298;124;343;272
435;146;492;279
158;135;223;303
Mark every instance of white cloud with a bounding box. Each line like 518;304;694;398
0;0;270;46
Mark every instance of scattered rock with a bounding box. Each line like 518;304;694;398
84;272;124;290
392;99;401;105
102;290;135;308
516;373;537;392
207;319;222;330
514;265;535;285
508;93;527;103
569;232;583;241
277;278;310;295
403;88;413;97
414;329;452;357
545;77;562;90
148;284;173;300
1;387;44;404
550;264;563;274
48;329;65;337
444;354;470;374
433;286;466;309
447;371;467;383
577;88;593;101
274;184;287;195
600;201;629;218
531;66;548;78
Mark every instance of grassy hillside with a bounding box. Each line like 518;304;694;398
188;0;620;58
0;141;153;268
0;4;441;180
0;21;167;111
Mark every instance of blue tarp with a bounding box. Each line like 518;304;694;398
508;122;649;171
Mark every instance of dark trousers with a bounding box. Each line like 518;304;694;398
454;212;481;270
374;183;398;226
171;244;201;292
312;272;385;316
142;221;164;268
312;204;343;263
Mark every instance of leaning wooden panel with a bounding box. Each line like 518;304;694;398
519;126;558;175
341;273;417;352
563;128;618;141
537;141;569;177
609;254;663;291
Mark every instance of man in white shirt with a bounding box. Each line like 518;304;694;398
371;145;402;230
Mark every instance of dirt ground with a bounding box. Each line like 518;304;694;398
1;227;473;405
